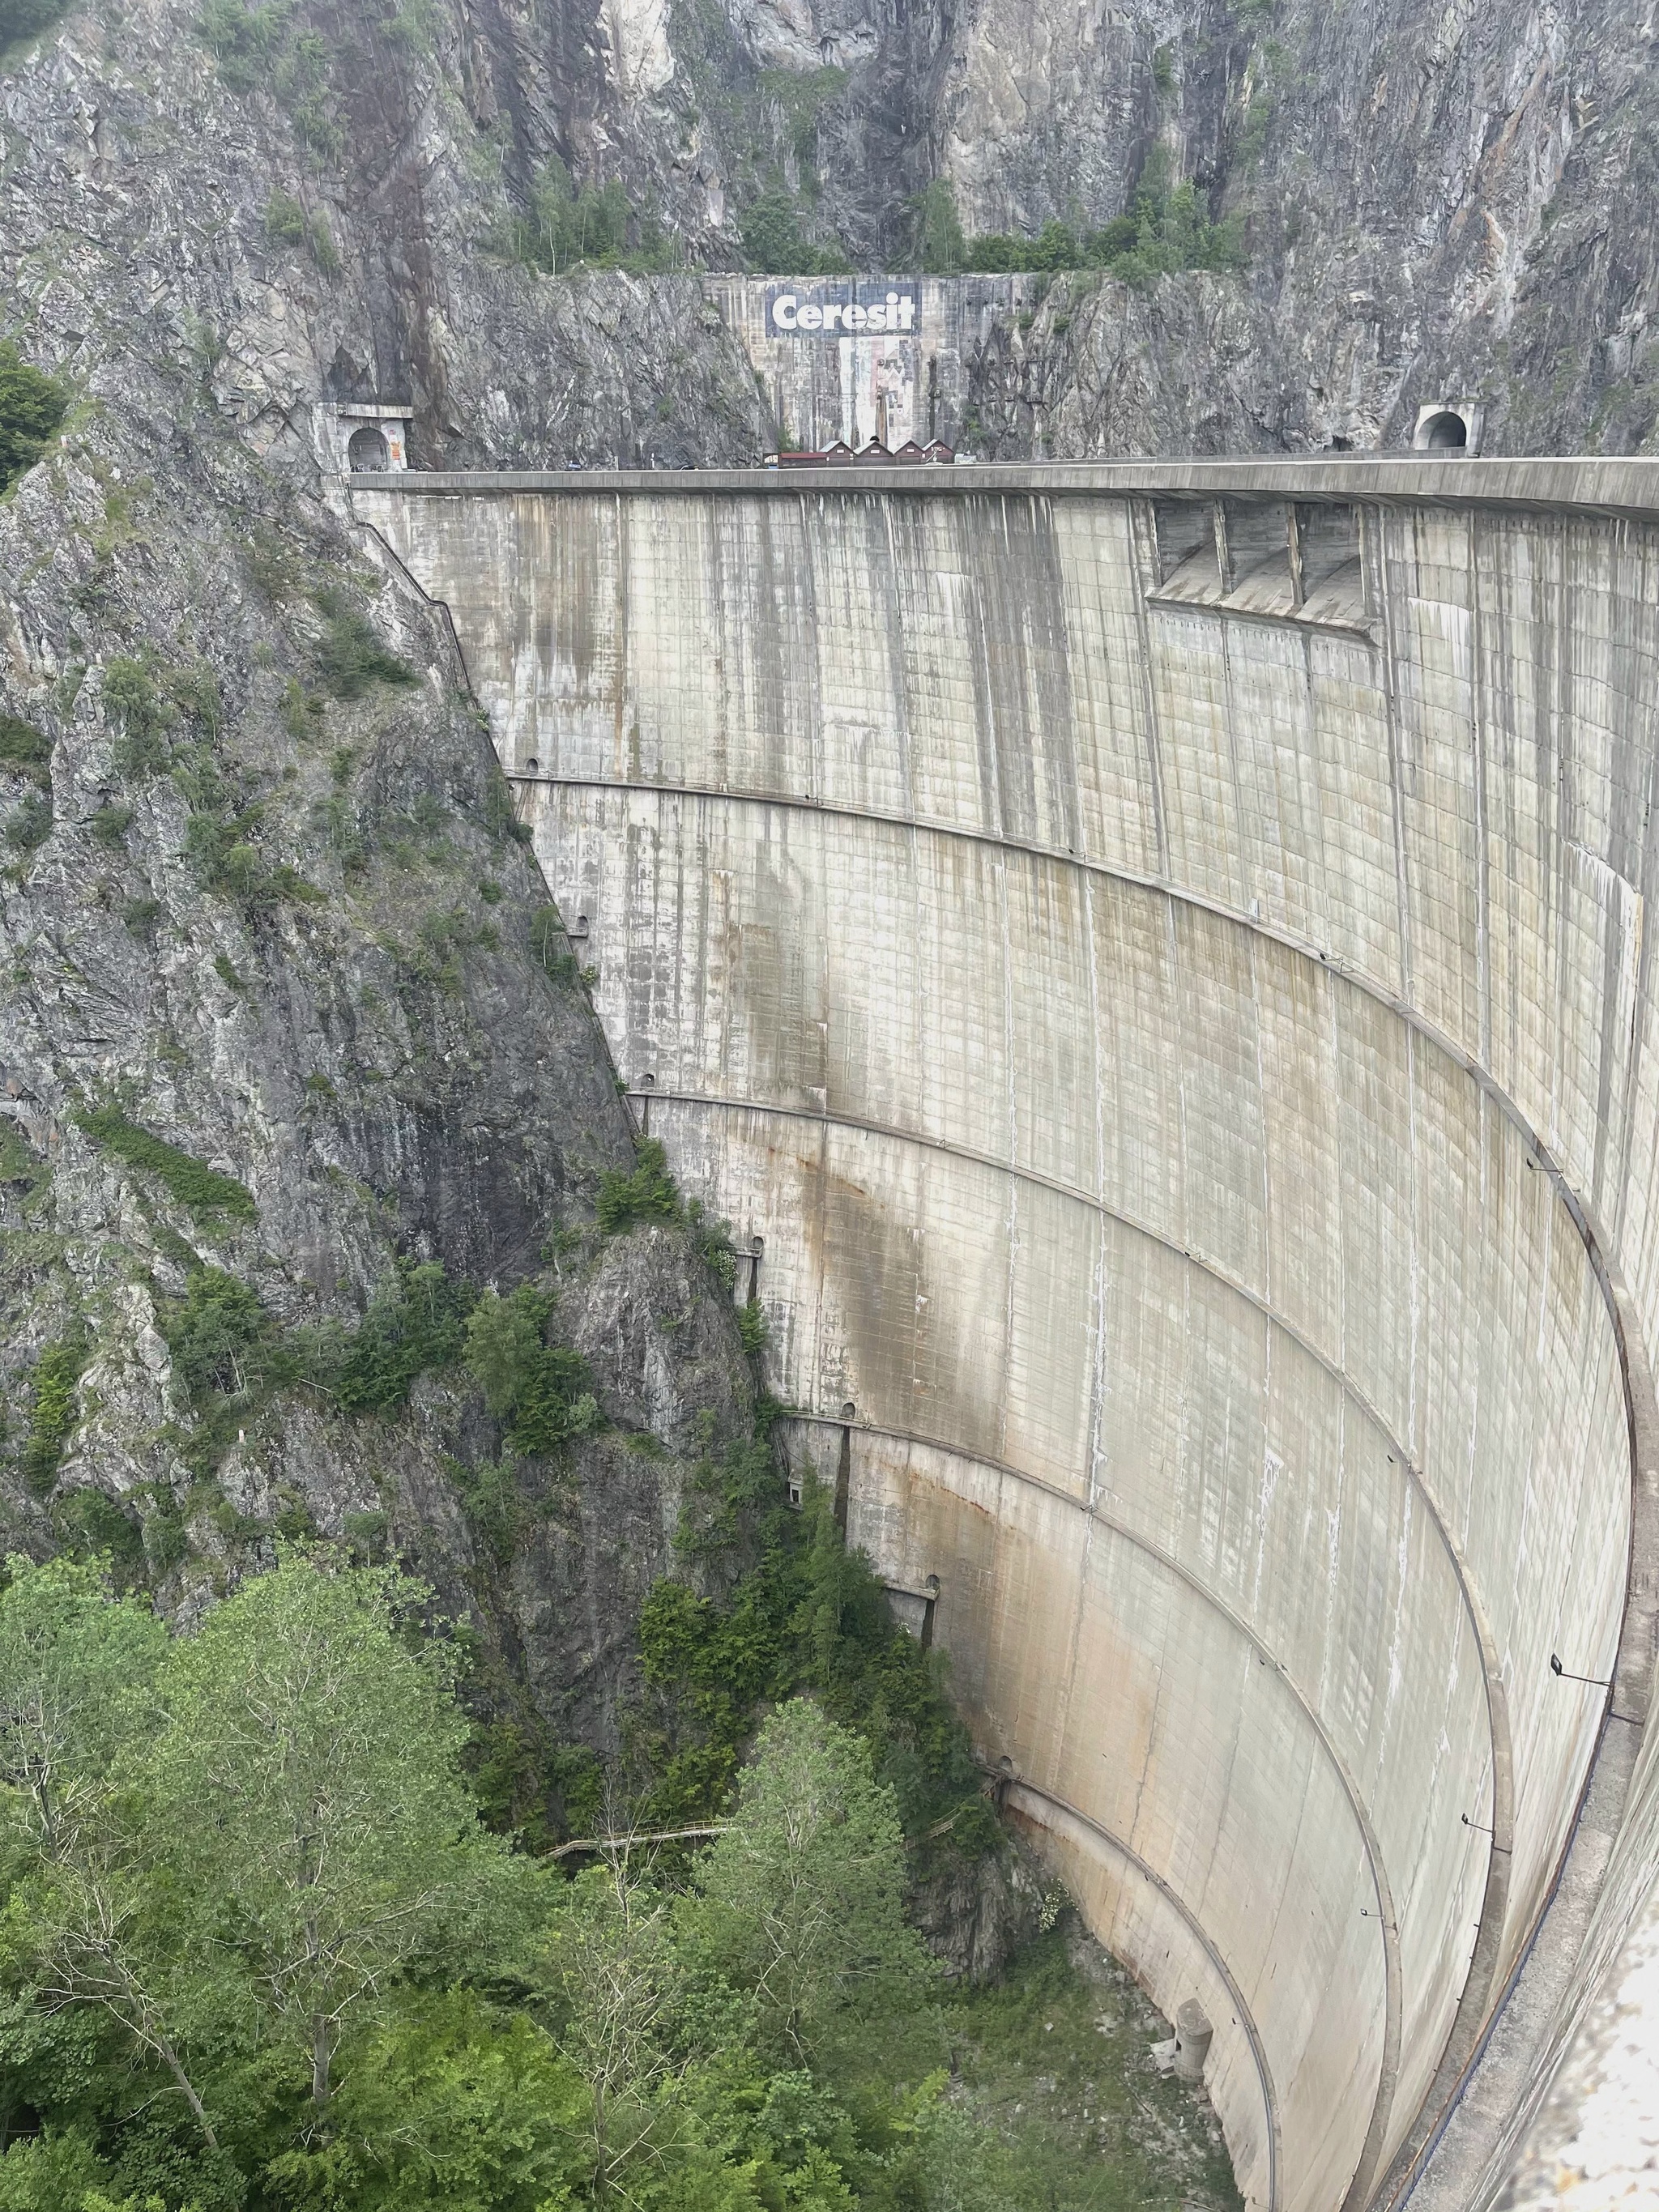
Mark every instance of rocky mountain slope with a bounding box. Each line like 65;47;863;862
9;0;1656;471
0;0;787;1836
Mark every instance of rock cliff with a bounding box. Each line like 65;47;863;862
0;0;778;1809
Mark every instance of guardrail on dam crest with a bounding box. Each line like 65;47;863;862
351;459;1659;2212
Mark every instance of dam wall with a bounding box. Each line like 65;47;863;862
351;460;1659;2212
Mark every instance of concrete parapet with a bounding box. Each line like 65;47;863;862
350;462;1659;2212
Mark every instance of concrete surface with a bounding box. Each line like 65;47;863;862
351;459;1659;2212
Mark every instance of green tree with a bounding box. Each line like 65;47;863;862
332;1260;472;1413
19;1340;87;1497
689;1700;932;2065
0;1557;165;1862
0;1559;216;2147
266;1987;591;2211
0;345;63;497
737;185;851;277
464;1285;551;1416
145;1556;520;2112
463;1287;599;1457
0;2129;108;2210
914;181;965;276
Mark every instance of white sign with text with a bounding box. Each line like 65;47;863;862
766;284;919;336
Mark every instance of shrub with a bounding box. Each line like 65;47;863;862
21;1336;87;1494
265;189;309;245
463;1286;599;1457
103;654;171;774
162;1264;270;1396
310;211;342;275
314;598;416;699
950;174;1243;283
507;158;673;275
91;802;132;847
530;903;567;968
167;659;223;735
79;1106;256;1224
738;1299;768;1356
334;1262;473;1414
186;808;323;906
266;191;339;273
739;182;851;275
914;178;966;275
0;343;64;495
194;0;284;93
53;1487;145;1569
595;1137;682;1237
4;789;50;850
0;712;49;777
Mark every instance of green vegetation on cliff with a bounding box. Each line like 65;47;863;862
0;0;66;56
20;1339;86;1495
0;1552;1237;2212
916;173;1243;286
500;160;679;277
78;1110;256;1227
738;183;853;275
0;344;62;496
629;1457;995;1855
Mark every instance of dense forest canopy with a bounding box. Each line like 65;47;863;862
0;1546;1235;2212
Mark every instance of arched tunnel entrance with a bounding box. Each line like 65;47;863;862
1418;410;1468;450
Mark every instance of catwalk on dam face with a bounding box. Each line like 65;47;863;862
352;463;1659;2212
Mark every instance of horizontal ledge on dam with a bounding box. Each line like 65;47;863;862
348;454;1659;520
998;1774;1284;2212
514;768;1589;1190
778;1406;1419;1904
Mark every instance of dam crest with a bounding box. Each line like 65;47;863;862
350;458;1659;2212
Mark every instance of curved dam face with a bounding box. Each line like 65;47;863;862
352;461;1659;2212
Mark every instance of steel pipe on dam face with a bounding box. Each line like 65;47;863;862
351;461;1659;2212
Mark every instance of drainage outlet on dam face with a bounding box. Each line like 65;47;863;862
1174;2001;1215;2086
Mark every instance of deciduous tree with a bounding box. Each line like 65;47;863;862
146;1554;520;2112
689;1699;932;2065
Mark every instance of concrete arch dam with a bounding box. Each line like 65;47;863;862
352;458;1659;2212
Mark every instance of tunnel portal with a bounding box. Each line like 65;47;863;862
353;459;1659;2212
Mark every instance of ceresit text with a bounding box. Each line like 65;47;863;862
769;290;917;335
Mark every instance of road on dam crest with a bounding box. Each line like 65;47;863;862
350;457;1659;2212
